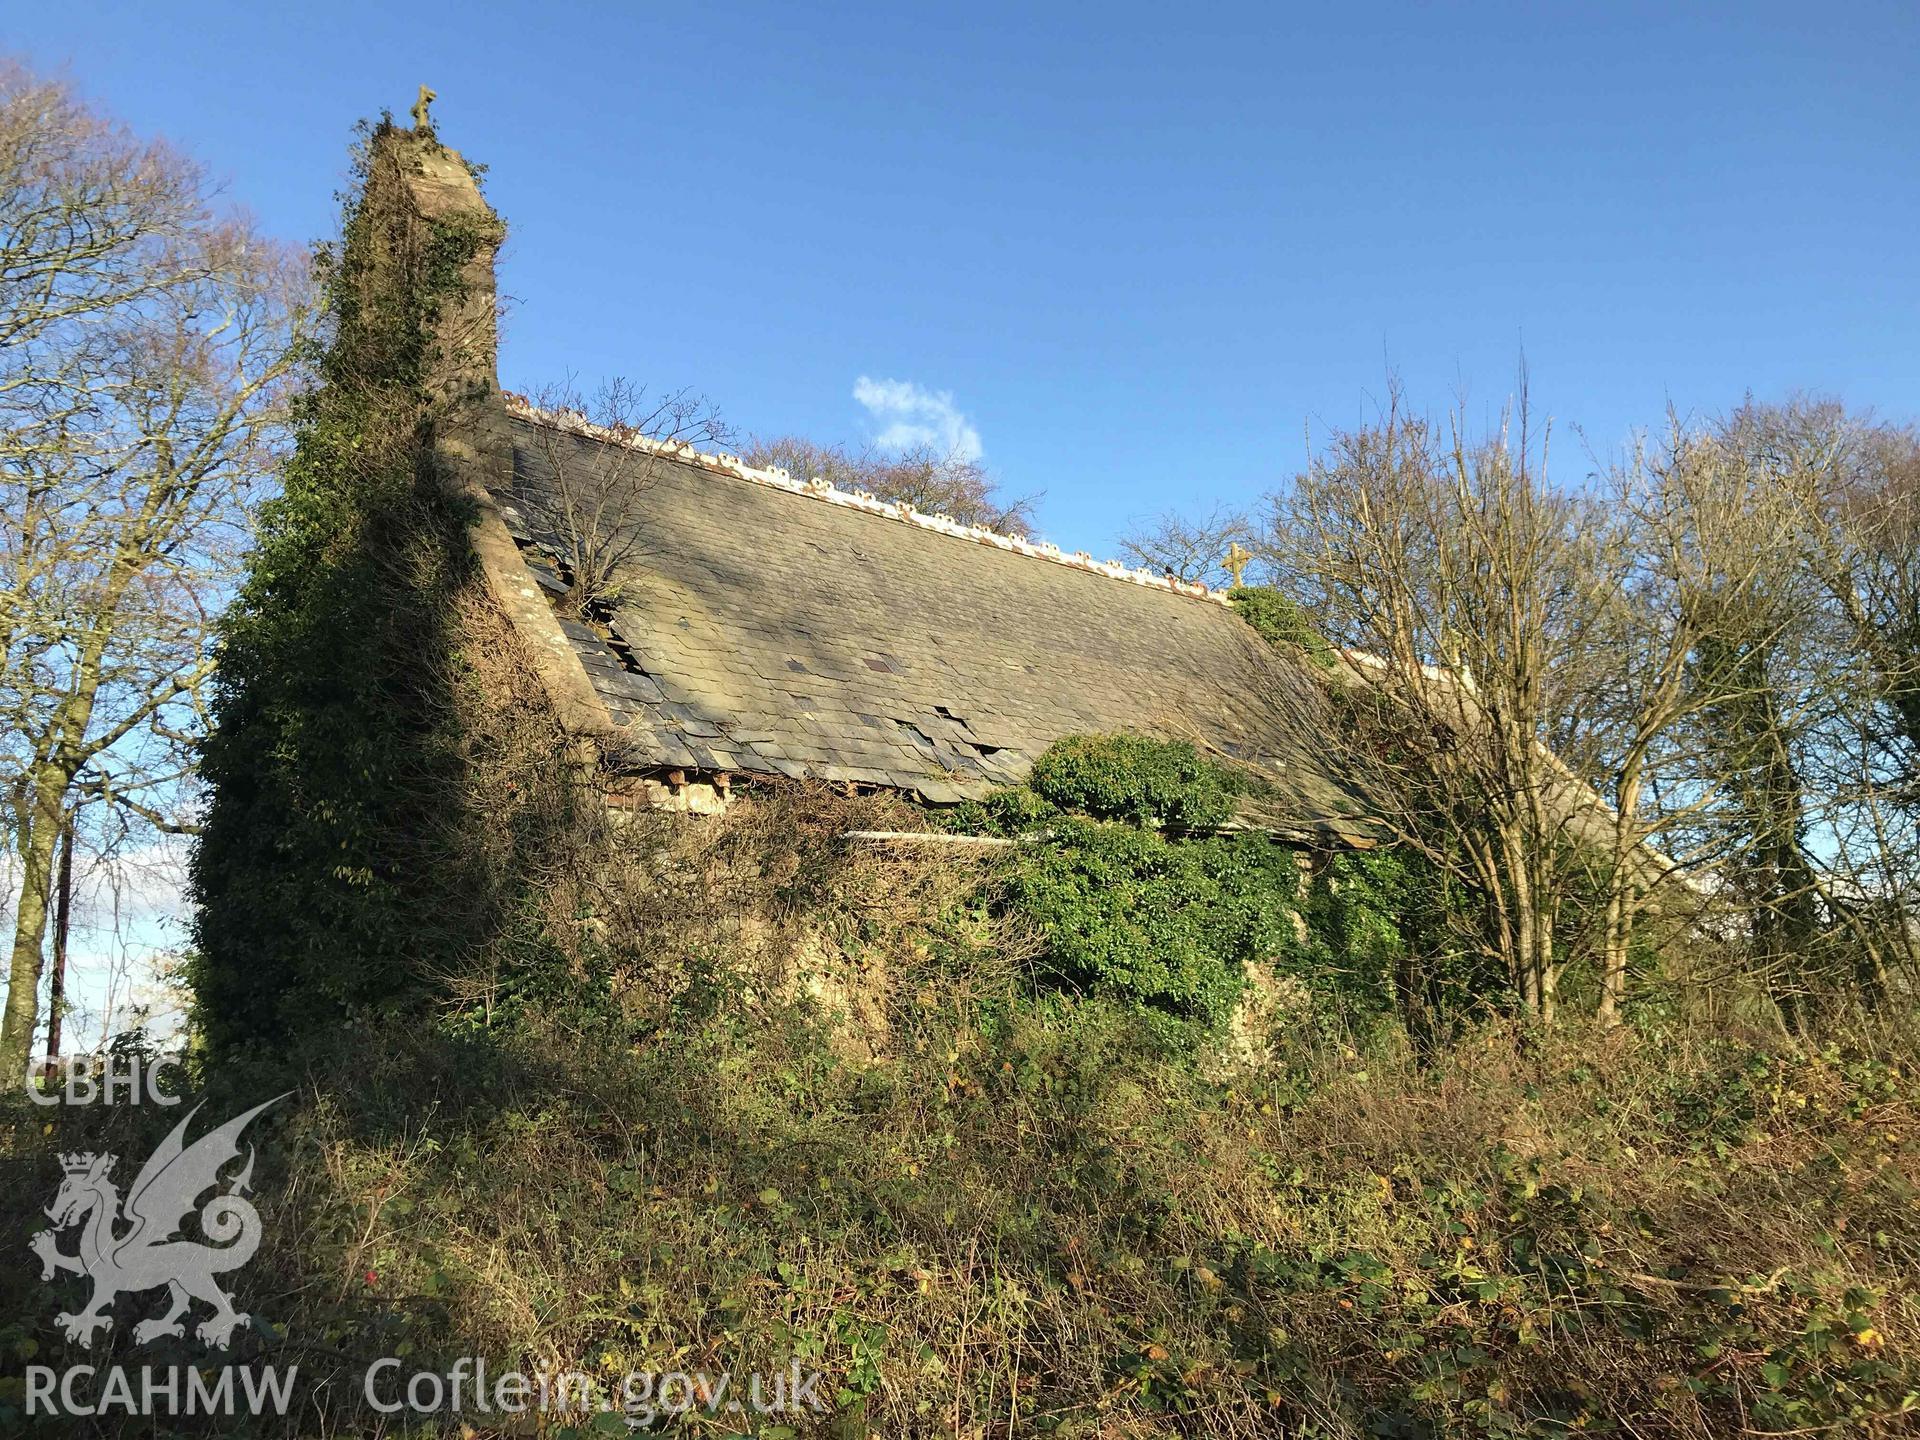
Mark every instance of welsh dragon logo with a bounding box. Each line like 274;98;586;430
28;1095;287;1349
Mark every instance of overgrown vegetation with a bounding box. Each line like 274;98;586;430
185;118;544;1054
1137;385;1920;1029
8;806;1919;1435
1025;732;1245;830
1012;819;1280;1031
940;735;1475;1046
1230;586;1338;670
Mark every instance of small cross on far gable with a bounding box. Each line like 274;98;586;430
1223;542;1252;587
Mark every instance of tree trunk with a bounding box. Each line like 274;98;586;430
0;771;65;1075
46;816;74;1060
1597;770;1644;1029
1510;848;1539;1011
1597;883;1629;1028
2;552;130;1074
1534;900;1559;1025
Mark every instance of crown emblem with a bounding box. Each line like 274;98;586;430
58;1152;100;1175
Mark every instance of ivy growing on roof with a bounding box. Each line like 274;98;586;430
1229;585;1338;669
1027;733;1245;830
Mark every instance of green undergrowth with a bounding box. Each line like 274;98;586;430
6;949;1916;1437
943;734;1473;1044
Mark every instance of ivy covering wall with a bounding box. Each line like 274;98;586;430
188;120;545;1056
944;733;1476;1043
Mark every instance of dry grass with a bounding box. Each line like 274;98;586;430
5;582;1915;1435
156;826;1917;1437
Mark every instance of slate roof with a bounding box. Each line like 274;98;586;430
490;405;1377;837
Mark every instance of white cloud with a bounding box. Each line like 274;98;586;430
853;376;983;463
1;836;190;934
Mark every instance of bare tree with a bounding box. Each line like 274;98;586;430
742;434;1037;537
0;62;309;1072
1269;380;1623;1019
1683;401;1920;1020
1119;505;1256;586
512;378;730;619
1815;419;1920;983
1581;417;1822;1023
1148;383;1916;1029
1840;423;1920;802
1575;400;1920;1028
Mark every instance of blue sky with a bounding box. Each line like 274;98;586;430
14;0;1919;557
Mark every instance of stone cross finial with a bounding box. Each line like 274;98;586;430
1223;541;1252;587
411;85;437;131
